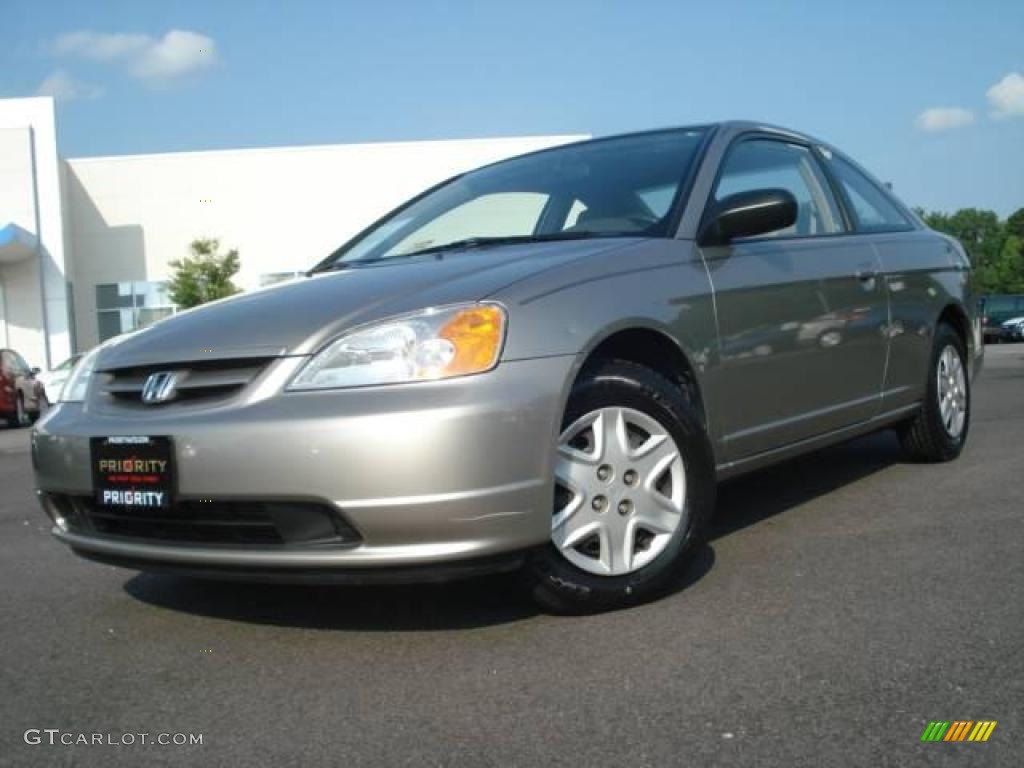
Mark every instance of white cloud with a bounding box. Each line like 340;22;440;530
132;30;216;81
51;29;217;84
53;31;150;60
986;72;1024;119
915;107;975;132
34;70;103;101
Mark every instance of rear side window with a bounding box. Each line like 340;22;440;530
820;150;912;232
713;139;844;238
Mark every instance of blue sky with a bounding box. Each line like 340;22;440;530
3;0;1023;216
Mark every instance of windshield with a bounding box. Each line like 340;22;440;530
55;355;81;372
320;128;707;268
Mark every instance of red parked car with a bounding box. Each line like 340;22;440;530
1;349;46;428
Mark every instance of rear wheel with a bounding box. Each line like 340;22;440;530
897;323;970;462
527;360;715;613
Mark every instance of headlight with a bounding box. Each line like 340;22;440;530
58;346;102;402
288;303;506;390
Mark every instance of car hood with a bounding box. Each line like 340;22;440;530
97;238;642;369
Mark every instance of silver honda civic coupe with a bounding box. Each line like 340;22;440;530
33;122;982;612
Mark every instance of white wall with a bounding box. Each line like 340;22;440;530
0;97;71;369
65;134;586;351
0;127;40;356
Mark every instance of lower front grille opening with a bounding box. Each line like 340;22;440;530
56;496;361;549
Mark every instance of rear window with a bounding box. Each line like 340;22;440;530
983;295;1024;320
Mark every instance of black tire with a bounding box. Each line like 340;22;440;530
526;359;716;614
13;394;29;429
897;323;970;463
29;393;47;424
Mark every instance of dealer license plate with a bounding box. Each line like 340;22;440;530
91;436;175;509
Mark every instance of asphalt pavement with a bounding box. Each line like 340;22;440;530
1;345;1021;767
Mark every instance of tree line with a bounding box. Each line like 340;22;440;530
916;207;1024;295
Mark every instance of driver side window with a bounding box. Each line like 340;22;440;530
714;140;844;239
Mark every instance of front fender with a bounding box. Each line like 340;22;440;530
491;238;719;440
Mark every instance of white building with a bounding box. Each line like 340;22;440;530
0;96;585;370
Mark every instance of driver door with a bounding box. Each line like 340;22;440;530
700;138;889;461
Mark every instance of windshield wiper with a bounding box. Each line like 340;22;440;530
396;232;601;258
311;236;531;273
313;231;645;273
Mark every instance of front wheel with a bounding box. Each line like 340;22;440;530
527;360;716;613
897;323;970;462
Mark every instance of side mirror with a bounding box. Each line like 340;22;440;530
699;188;798;246
31;367;41;376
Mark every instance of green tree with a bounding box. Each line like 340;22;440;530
918;207;1008;293
167;238;241;309
946;208;1003;267
1005;207;1024;241
991;235;1024;294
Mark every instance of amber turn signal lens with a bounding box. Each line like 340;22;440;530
437;305;505;376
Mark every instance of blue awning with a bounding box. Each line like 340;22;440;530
0;222;38;264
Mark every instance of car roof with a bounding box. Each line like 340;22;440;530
477;121;836;171
711;120;830;145
455;121;829;180
580;120;827;147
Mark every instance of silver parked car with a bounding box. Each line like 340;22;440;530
33;122;982;612
999;316;1024;342
34;353;84;404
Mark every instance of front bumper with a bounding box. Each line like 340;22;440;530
32;355;575;577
